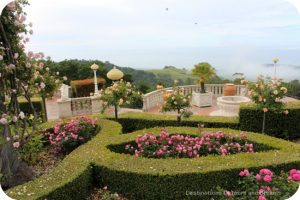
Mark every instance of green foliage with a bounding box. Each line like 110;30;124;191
192;62;216;93
239;101;300;139
18;134;46;165
161;85;193;123
110;112;239;133
246;76;288;111
7;118;300;200
100;81;142;119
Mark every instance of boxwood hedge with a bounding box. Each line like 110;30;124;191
7;118;300;200
239;101;300;139
110;112;239;133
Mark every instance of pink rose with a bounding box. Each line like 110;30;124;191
225;191;232;198
258;195;267;200
289;169;299;176
258;189;264;195
292;173;300;181
256;174;262;181
263;175;272;182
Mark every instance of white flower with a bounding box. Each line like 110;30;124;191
19;111;25;119
273;90;278;95
280;87;287;94
0;55;3;60
55;80;60;84
119;98;124;105
174;101;177;105
172;96;175;100
40;82;46;89
183;98;187;102
0;118;7;125
14;53;19;59
56;72;59;75
25;63;31;68
283;110;289;115
12;116;18;122
6;137;11;142
46;67;49;71
13;142;20;148
63;76;68;81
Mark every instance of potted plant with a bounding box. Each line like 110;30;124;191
191;62;216;107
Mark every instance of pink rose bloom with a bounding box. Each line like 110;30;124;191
263;175;272;182
289;169;300;176
256;174;262;181
292;173;300;181
260;169;273;176
258;195;267;200
258;189;264;195
243;169;250;176
225;191;232;198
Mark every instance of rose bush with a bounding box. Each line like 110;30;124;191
125;130;254;158
161;81;193;123
219;168;300;200
44;116;97;154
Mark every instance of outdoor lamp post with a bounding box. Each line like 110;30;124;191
91;63;99;95
272;57;279;79
107;66;124;81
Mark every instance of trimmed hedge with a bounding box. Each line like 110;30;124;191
7;118;300;200
6;118;122;200
91;126;300;200
239;101;300;139
111;112;239;133
18;98;43;117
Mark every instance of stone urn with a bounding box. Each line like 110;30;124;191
224;83;236;96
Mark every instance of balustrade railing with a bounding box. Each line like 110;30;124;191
142;84;246;111
71;97;92;115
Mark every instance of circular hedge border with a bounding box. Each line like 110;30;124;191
7;118;300;200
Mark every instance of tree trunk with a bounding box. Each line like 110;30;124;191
200;82;206;93
177;109;181;124
114;105;118;120
41;95;48;122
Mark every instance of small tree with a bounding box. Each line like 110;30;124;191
192;62;216;93
161;82;192;123
100;80;141;120
245;75;288;133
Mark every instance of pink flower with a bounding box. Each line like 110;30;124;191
258;195;267;200
263;175;272;182
289;169;299;176
292;173;300;181
13;142;20;148
225;191;232;198
259;169;273;176
256;174;262;181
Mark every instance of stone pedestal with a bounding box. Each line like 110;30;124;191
192;92;213;107
57;99;72;118
91;96;102;114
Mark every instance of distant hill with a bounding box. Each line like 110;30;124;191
147;66;197;86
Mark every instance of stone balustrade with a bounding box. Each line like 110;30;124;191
142;84;246;111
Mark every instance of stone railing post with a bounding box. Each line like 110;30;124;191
57;99;72;118
91;96;102;114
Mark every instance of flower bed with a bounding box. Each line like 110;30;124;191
125;130;254;158
44;115;97;154
7;121;300;200
218;168;300;200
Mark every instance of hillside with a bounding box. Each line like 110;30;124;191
147;66;197;86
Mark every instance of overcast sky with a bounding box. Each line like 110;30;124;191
2;0;300;80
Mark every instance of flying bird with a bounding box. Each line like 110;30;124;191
166;8;168;11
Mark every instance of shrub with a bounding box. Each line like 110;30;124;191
217;168;300;200
44;116;98;154
94;126;300;200
124;130;255;158
239;101;300;139
7;121;300;200
111;112;239;133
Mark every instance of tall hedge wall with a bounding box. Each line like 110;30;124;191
239;101;300;139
